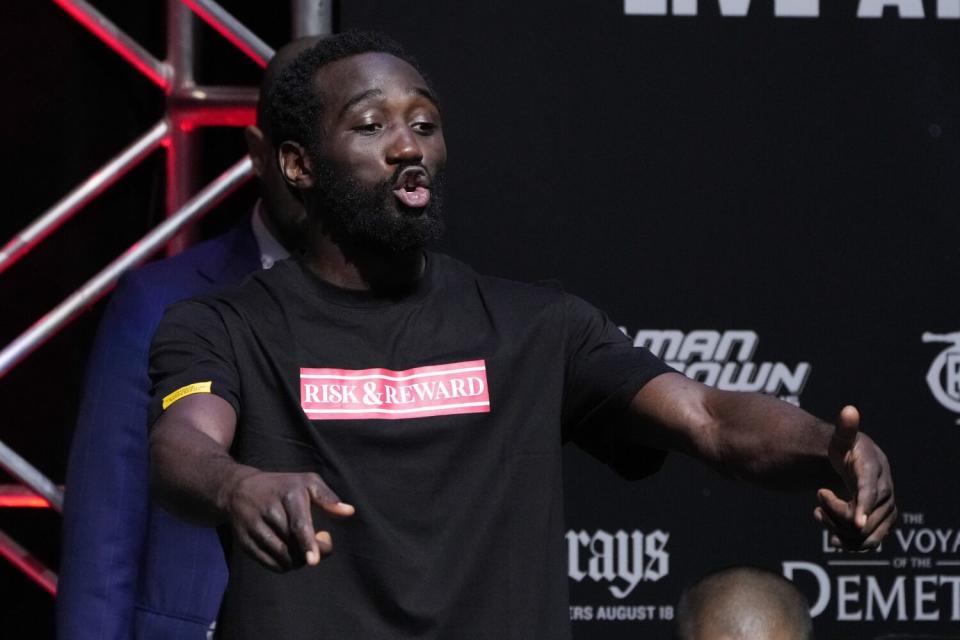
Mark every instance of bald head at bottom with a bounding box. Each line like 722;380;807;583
675;566;813;640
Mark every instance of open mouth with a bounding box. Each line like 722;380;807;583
393;166;431;208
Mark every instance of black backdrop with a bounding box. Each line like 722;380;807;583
1;1;958;638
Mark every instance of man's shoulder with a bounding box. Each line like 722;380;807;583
130;224;253;286
165;254;290;315
95;223;257;339
168;251;570;313
433;252;566;304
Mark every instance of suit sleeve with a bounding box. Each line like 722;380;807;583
57;272;162;640
561;293;675;480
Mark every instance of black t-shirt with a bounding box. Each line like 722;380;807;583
149;253;671;640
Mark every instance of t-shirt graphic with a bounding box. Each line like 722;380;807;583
299;360;491;420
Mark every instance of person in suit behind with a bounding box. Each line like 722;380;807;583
674;566;814;640
56;37;317;639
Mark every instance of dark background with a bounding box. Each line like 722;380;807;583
1;1;957;638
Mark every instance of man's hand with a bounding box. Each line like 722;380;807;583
220;469;356;572
149;394;356;572
815;405;897;550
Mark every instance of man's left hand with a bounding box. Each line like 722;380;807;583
814;405;897;550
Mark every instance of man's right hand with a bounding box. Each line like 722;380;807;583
219;469;355;572
150;394;355;572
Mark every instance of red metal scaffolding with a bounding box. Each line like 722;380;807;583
0;0;331;595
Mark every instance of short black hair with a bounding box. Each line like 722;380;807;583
267;31;427;151
256;36;323;139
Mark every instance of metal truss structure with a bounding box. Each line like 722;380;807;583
0;0;332;595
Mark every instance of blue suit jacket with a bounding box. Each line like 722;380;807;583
57;221;261;639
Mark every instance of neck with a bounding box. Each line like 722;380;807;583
304;232;425;293
258;204;301;256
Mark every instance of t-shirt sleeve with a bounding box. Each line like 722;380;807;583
147;298;241;426
561;293;675;479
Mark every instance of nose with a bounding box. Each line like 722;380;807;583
386;125;423;165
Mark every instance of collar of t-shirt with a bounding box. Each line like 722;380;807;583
251;200;290;270
290;252;436;308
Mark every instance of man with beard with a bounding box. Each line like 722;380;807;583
147;32;895;639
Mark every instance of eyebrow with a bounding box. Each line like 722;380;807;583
412;87;441;110
338;88;383;118
337;86;441;119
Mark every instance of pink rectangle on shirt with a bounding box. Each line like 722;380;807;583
299;359;491;420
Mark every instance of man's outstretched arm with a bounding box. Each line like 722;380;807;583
628;372;896;549
149;393;355;571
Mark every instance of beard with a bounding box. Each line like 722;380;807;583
309;156;445;254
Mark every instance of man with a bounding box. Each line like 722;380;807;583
147;32;896;639
56;38;315;639
675;566;814;640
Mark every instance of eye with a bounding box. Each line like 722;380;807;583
353;122;382;135
412;121;438;135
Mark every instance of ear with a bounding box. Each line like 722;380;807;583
244;126;267;177
278;141;315;190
